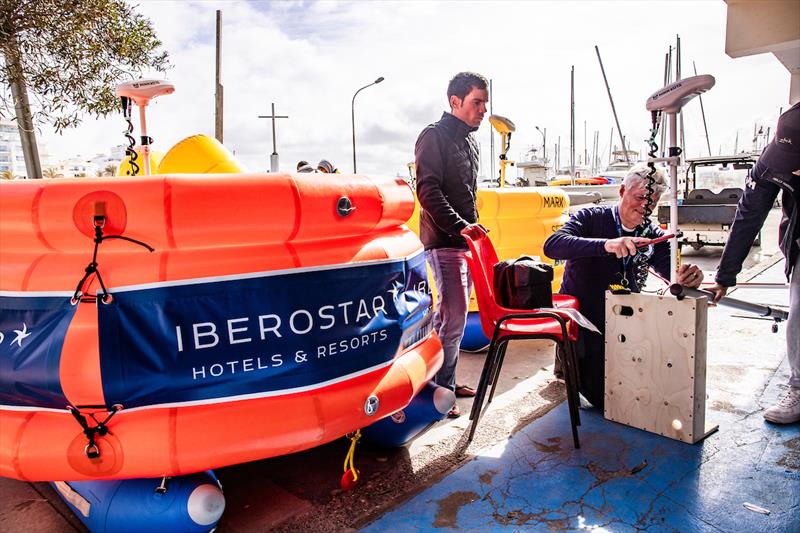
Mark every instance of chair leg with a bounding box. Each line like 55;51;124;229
469;341;497;421
467;340;500;443
560;339;581;449
566;338;581;425
486;340;509;405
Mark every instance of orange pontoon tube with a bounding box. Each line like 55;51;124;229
0;173;442;481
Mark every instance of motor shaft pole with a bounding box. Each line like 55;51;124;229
669;284;789;321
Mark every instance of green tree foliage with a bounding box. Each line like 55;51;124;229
0;0;169;132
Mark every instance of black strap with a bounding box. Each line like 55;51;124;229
73;215;154;303
67;404;122;459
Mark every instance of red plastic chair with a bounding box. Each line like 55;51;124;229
461;229;582;448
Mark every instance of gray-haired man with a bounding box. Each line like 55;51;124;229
544;165;704;409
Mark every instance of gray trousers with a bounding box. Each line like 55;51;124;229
427;248;472;392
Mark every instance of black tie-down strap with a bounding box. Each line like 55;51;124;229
73;213;154;304
67;404;123;459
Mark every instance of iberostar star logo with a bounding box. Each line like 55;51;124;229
387;281;403;300
0;323;33;348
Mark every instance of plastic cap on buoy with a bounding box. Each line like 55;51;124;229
433;386;456;415
187;484;226;526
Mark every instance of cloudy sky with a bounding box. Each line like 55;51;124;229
38;0;791;178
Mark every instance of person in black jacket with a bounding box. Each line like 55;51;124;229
708;102;800;424
543;165;703;409
415;72;489;417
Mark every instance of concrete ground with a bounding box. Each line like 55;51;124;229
0;209;789;532
362;255;798;532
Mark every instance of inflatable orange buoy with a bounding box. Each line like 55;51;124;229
0;173;443;481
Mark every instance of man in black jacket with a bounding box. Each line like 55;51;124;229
708;102;800;425
415;72;489;417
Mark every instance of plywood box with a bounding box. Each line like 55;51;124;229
604;291;717;443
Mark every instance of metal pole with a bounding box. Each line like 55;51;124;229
351;77;384;173
257;104;288;172
669;285;790;321
693;61;711;157
584;120;587;167
139;104;151;176
595;45;629;165
668;112;679;283
660;47;672;158
570;66;575;183
557;136;561;173
543;127;547;162
215;10;223;143
271;103;277;154
677;36;686;158
489;79;495;183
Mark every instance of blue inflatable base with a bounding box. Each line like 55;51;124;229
51;470;225;533
460;312;489;352
362;381;455;447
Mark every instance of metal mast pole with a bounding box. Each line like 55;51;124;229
595;45;629;166
584;120;587;167
677;36;686;157
570;66;575;183
660;47;672;157
693;61;712;157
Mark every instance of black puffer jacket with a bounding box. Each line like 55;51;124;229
415;112;480;250
716;159;799;286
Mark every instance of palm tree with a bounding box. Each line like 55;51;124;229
104;164;117;177
0;170;15;180
43;168;61;179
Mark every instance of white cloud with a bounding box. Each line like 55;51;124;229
39;0;791;177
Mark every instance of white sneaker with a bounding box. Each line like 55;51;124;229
763;387;800;424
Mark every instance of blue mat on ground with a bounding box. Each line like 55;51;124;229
362;375;799;531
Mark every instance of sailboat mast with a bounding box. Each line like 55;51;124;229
595;45;629;166
660;47;672;158
677;35;686;157
693;61;712;157
570;66;575;184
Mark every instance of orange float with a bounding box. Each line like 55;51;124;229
0;172;442;481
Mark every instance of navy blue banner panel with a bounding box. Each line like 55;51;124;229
0;295;77;409
97;254;431;409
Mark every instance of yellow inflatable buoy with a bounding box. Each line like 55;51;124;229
158;134;246;174
116;150;164;177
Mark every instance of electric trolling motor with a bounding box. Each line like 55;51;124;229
115;79;175;176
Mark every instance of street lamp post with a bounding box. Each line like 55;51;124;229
351;76;384;173
535;126;547;162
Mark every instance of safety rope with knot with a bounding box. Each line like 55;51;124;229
631;110;663;290
340;429;362;490
73;206;154;304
